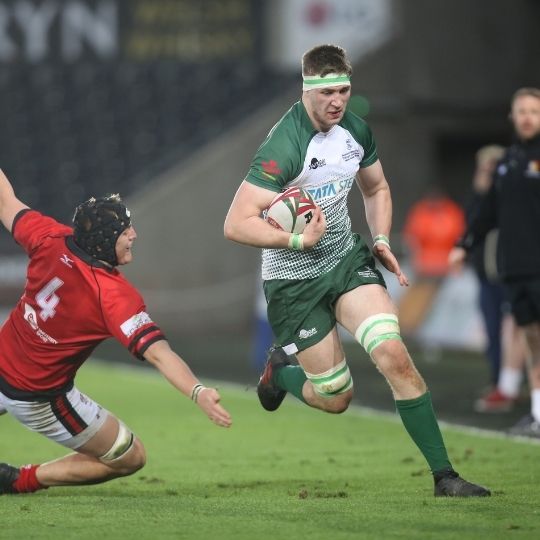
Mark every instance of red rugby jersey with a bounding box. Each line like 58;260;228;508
0;210;165;399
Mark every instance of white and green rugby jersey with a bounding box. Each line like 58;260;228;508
246;101;378;280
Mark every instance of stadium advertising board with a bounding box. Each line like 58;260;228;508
0;0;261;62
267;0;393;71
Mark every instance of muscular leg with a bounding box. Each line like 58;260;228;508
336;284;451;473
263;283;488;494
36;415;146;487
336;284;426;399
2;414;146;493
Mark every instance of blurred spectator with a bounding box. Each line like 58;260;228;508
398;188;465;336
449;87;540;438
466;145;527;413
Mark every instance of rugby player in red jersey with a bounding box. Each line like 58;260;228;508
0;169;231;495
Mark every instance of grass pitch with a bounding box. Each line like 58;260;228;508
1;360;539;540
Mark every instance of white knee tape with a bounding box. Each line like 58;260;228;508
355;313;402;355
305;359;353;398
100;422;134;462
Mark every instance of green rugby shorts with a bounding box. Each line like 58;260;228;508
263;235;386;353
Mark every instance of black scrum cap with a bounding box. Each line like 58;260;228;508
72;194;131;266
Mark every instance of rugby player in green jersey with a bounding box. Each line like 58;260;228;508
225;44;489;497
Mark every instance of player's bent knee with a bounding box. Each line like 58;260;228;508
305;359;353;401
104;439;146;476
99;422;145;474
100;422;134;462
323;391;352;414
355;313;402;356
125;439;146;473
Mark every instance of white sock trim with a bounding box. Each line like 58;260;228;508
498;367;523;398
531;389;540;423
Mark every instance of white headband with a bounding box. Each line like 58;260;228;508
302;72;351;91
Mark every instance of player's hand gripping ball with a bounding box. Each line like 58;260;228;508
265;187;317;233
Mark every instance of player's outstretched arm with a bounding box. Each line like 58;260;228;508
144;340;232;428
0;169;29;233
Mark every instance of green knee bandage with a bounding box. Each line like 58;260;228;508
355;313;402;355
305;359;353;398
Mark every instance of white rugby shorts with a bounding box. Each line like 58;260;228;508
0;386;108;449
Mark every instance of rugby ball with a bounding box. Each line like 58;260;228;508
265;187;316;233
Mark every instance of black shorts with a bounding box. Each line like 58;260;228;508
504;276;540;326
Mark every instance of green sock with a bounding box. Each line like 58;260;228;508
274;365;307;403
395;391;452;473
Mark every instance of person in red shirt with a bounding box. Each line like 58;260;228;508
398;190;465;335
0;169;231;495
403;194;465;278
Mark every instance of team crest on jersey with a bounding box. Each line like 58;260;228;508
342;147;360;162
120;311;153;337
261;159;282;181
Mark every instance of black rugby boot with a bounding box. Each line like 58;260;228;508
257;347;291;411
434;469;491;497
0;463;20;495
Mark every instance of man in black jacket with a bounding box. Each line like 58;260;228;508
449;87;540;437
467;145;527;414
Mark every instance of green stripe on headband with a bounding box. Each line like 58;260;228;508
303;75;351;86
